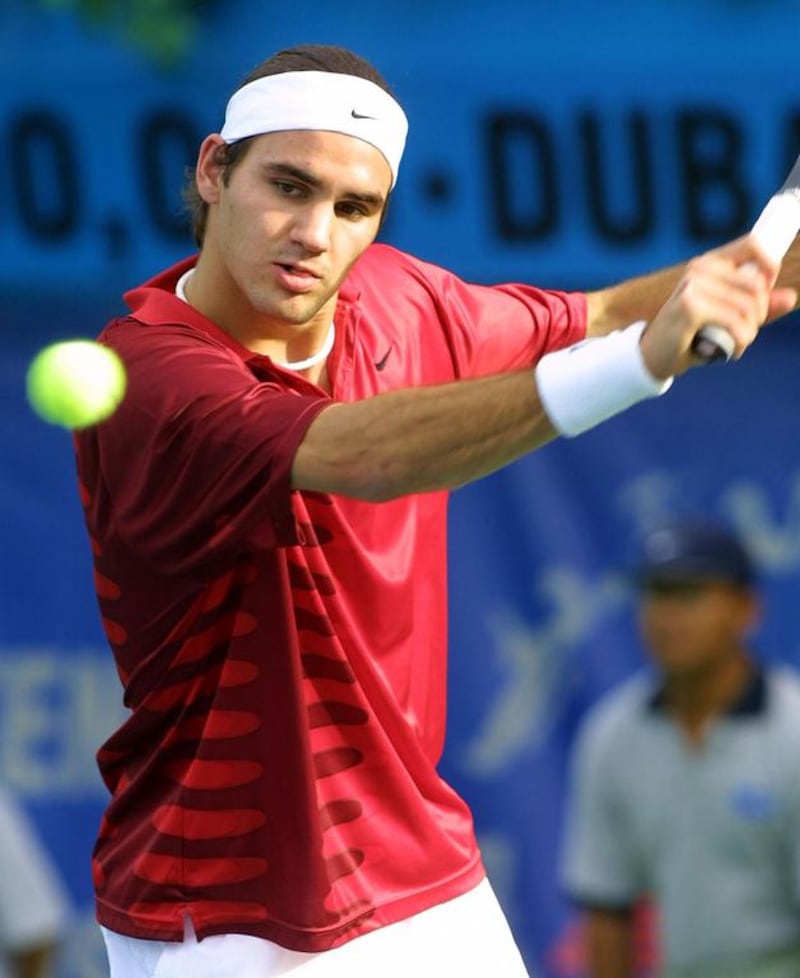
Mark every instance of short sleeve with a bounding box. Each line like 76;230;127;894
0;789;70;950
348;246;587;383
560;712;641;909
76;321;329;575
391;250;587;378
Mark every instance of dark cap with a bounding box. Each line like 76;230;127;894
636;521;756;588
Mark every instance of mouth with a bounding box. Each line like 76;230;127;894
273;262;323;295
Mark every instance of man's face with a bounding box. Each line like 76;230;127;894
197;129;392;333
638;579;759;678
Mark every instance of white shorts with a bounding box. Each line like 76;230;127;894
100;878;530;978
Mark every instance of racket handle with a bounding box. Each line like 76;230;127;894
690;193;800;364
691;324;736;362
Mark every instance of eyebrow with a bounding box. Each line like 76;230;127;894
263;162;386;209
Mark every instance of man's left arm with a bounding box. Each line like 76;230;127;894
585;235;800;337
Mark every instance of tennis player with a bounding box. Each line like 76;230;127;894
75;44;799;978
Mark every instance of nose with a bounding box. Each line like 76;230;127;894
291;201;334;254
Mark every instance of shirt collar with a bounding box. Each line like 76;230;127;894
646;665;767;717
122;254;361;372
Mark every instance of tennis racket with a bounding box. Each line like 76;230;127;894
691;152;800;362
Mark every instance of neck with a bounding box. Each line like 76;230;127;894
175;266;336;375
663;650;752;742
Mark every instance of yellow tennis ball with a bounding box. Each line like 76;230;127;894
26;340;127;429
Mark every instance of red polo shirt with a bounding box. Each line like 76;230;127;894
76;243;586;951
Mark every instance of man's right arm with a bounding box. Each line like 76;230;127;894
293;367;556;500
585;232;800;339
583;907;635;978
293;233;790;500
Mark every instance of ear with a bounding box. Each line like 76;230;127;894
195;134;228;205
740;590;762;638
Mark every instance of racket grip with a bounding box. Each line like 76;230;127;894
691;325;736;362
690;193;800;364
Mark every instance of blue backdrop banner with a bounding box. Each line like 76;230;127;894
3;2;800;976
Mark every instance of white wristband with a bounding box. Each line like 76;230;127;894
534;321;673;437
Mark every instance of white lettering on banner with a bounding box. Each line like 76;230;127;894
0;649;126;798
723;475;800;569
461;568;629;776
621;471;800;572
617;471;688;535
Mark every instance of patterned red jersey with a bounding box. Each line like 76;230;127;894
76;243;586;951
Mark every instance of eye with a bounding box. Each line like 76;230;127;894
273;180;304;197
336;201;370;219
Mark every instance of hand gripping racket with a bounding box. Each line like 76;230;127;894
691;153;800;362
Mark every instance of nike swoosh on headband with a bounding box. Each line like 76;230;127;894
219;72;409;189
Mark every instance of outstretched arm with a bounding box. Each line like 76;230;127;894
586;234;800;337
293;233;795;500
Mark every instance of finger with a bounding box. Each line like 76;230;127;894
767;286;799;321
677;277;766;359
710;234;782;284
687;254;770;298
681;268;770;329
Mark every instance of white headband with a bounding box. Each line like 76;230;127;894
220;71;408;189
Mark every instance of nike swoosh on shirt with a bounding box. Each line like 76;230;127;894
375;345;393;371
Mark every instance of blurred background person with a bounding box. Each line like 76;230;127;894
560;520;800;978
0;784;71;978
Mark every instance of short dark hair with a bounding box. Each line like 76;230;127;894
183;44;397;246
